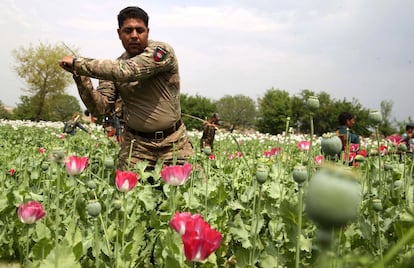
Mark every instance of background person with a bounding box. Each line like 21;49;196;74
336;111;360;150
401;122;414;152
200;113;220;153
63;112;89;136
59;6;193;170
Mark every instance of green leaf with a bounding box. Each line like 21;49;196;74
229;213;252;248
40;239;81;268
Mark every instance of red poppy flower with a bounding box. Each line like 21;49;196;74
208;154;216;160
115;170;138;192
18;201;46;224
169;211;203;235
39;147;46;154
357;149;368;157
9;169;16;176
65;155;89;175
181;216;223;262
161;163;192;186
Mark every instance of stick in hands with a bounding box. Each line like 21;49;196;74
59;42;77;75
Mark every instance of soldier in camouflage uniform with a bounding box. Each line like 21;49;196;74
200;113;220;153
59;6;193;170
63;112;89;136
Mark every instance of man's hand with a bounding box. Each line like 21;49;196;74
59;55;75;73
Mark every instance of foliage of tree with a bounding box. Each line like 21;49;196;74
12;42;78;121
257;88;376;137
0;100;11;119
216;95;256;130
378;100;396;136
180;94;217;130
257;88;292;134
13;94;81;121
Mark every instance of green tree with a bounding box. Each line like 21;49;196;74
296;90;339;136
13;96;35;120
12;42;77;121
257;88;292;134
216;94;256;130
180;93;217;130
13;94;81;121
0;100;11;119
43;94;82;121
378;100;397;136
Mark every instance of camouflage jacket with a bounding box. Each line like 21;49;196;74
73;40;181;132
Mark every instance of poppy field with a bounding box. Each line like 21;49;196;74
0;119;414;268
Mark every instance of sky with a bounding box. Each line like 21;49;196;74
1;0;413;122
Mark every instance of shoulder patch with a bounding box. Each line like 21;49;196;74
153;46;168;62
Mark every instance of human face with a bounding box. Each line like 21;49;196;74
117;18;149;56
346;118;355;128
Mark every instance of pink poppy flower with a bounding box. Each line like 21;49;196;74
18;201;46;224
161;163;192;186
39;147;46;154
65;156;89;175
9;169;16;176
235;151;243;158
314;155;323;165
349;143;360;152
169;211;203;235
227;154;234;160
385;135;402;145
297;141;310;151
181;216;223;262
115;170;138;192
58;134;65;139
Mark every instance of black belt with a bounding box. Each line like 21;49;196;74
126;119;182;140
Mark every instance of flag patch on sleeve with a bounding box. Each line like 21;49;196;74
153;47;168;62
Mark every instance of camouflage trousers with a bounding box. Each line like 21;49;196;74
200;127;216;152
117;124;194;170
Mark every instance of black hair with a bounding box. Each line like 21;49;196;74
406;123;414;131
117;6;149;28
338;112;354;125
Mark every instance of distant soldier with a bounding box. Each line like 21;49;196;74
102;97;125;143
63;112;89;135
200;113;220;153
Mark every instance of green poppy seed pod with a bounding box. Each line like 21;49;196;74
104;157;114;169
112;199;123;210
372;199;383;212
305;166;362;228
292;165;307;185
307;96;320;110
86;201;102;217
203;146;212;156
41;162;49;171
256;165;269;184
50;148;65;163
398;143;408;152
321;133;343;156
86;180;97;189
369;110;382;125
